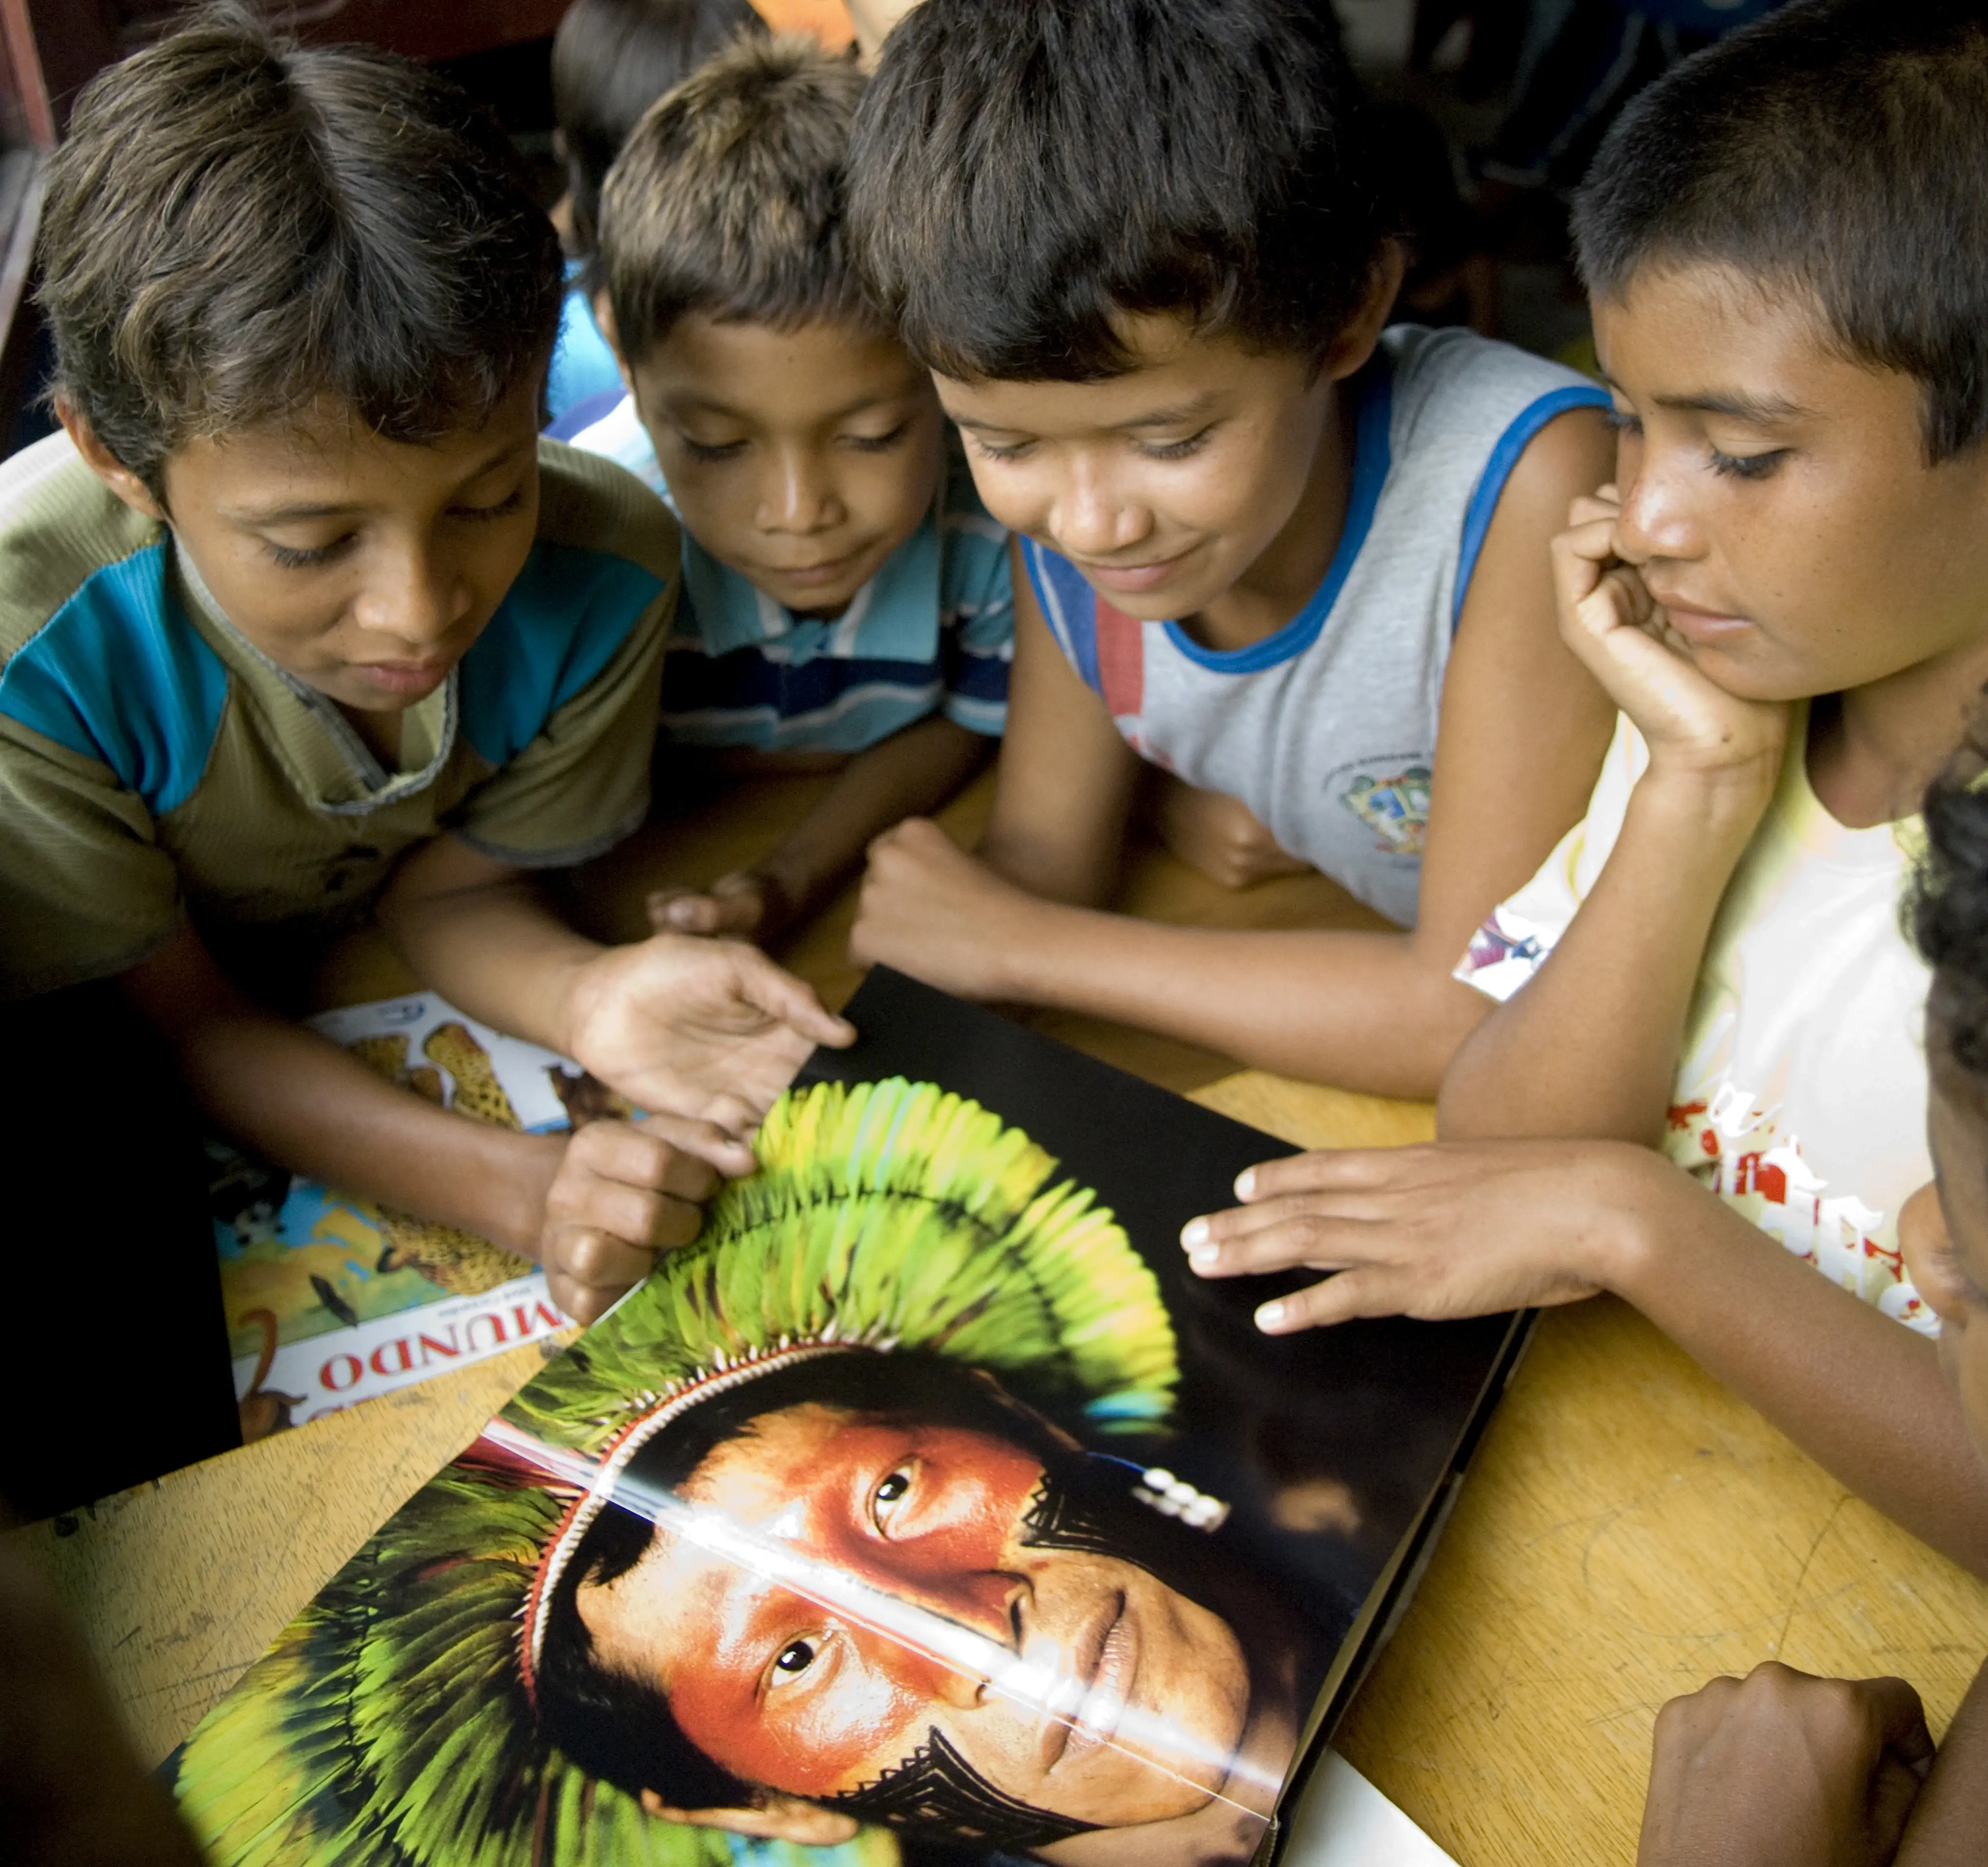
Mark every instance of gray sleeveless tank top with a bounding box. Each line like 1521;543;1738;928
1022;325;1607;927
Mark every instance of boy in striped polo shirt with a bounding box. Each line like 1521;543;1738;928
572;35;1012;946
0;19;850;1327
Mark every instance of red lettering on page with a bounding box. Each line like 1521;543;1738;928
322;1354;364;1392
418;1330;461;1366
465;1313;511;1353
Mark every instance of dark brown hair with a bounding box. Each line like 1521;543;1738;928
595;33;879;369
845;0;1386;383
552;0;767;258
1572;0;1988;465
38;12;564;497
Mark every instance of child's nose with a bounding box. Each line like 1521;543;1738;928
1050;463;1147;558
1611;459;1699;565
357;547;470;648
760;454;841;533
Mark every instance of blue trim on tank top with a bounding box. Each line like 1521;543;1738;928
1019;535;1102;692
1157;359;1395;675
1451;383;1609;632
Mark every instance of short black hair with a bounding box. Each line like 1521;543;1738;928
845;0;1387;382
1913;720;1988;1078
1571;0;1988;464
38;11;563;500
534;1351;1071;1812
596;33;878;369
551;0;767;256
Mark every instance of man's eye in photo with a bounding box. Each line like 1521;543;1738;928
774;1638;819;1677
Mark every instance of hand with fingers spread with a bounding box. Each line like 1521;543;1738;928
1554;484;1788;794
535;1112;748;1323
646;869;795;946
559;928;853;1130
1638;1662;1933;1867
1179;1137;1680;1334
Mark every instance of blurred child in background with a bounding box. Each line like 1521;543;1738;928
546;0;767;425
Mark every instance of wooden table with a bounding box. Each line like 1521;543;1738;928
15;772;1988;1865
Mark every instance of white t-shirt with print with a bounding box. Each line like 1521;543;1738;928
1454;708;1935;1333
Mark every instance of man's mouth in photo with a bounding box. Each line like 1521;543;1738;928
1039;1590;1135;1771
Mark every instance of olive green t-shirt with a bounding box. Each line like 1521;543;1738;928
0;435;677;997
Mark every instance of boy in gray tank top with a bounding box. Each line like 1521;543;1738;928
843;0;1617;1098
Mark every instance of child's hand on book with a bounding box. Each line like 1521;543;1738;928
560;930;853;1131
534;1113;738;1323
1637;1661;1931;1867
1554;485;1789;802
1179;1137;1677;1333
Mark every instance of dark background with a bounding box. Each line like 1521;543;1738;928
800;970;1524;1651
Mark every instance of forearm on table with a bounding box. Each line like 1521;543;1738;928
1899;1655;1988;1864
759;717;992;913
378;869;601;1057
1606;1178;1988;1576
978;899;1493;1095
1439;772;1768;1144
174;1006;558;1254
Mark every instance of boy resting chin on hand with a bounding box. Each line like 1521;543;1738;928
1183;1;1988;1579
2;19;850;1325
570;35;1012;950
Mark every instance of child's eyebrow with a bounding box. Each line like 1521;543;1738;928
221;439;534;524
1655;389;1812;424
1601;372;1810;426
949;391;1222;438
663;390;907;422
1110;391;1224;431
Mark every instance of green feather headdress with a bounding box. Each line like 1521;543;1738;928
176;1077;1179;1867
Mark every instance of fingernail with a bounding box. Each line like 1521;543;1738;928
1255;1300;1286;1332
1180;1217;1209;1249
1235;1168;1256;1200
1190;1244;1221;1272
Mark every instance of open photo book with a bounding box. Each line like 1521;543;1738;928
173;970;1511;1867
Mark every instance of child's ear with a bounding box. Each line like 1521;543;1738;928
592;293;634;393
1320;238;1410;384
636;1787;861;1846
55;399;168;523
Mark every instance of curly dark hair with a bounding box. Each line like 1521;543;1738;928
1912;726;1988;1075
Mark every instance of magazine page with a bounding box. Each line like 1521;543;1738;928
214;993;583;1436
174;974;1518;1867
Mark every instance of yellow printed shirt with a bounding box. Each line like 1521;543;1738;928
0;435;676;999
1453;708;1935;1333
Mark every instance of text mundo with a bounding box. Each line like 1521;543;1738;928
319;1299;563;1393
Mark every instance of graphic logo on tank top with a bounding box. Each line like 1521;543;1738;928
1330;755;1432;857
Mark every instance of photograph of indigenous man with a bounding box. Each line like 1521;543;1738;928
172;1073;1330;1867
527;1343;1320;1867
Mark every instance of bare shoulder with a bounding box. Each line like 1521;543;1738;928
1489;400;1616;538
